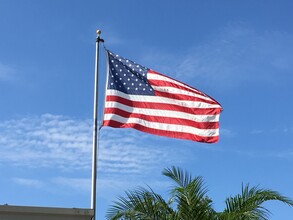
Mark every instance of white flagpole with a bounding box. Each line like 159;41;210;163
91;30;104;220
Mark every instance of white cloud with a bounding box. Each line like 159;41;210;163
0;62;15;81
0;115;186;176
276;150;293;159
96;177;171;201
98;127;183;175
220;128;235;137
13;178;45;189
250;125;293;135
0;114;92;170
52;177;91;192
12;176;92;193
140;25;293;91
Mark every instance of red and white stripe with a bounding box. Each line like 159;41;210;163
103;70;222;143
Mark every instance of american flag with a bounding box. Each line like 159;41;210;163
102;50;223;143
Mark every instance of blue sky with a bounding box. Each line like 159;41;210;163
0;0;293;219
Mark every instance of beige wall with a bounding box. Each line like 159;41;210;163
0;205;94;220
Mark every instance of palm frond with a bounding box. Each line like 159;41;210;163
106;186;176;220
163;166;214;220
220;183;293;220
162;166;192;188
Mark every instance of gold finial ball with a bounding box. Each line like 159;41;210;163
96;30;102;35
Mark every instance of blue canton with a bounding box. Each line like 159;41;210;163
107;51;155;96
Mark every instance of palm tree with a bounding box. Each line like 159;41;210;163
106;166;293;220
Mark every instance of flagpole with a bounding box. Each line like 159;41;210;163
91;29;104;220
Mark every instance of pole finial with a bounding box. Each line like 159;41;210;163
96;30;104;43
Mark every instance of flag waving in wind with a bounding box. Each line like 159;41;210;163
102;50;223;143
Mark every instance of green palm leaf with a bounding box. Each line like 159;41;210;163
106;186;176;220
163;166;214;220
219;183;293;220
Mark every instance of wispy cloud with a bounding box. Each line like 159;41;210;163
13;178;45;189
220;128;235;137
98;127;188;175
0;114;187;176
0;114;92;170
12;176;91;193
250;125;293;135
141;24;293;91
275;150;293;159
0;62;15;81
52;177;91;192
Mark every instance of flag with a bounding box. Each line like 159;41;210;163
102;50;223;143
